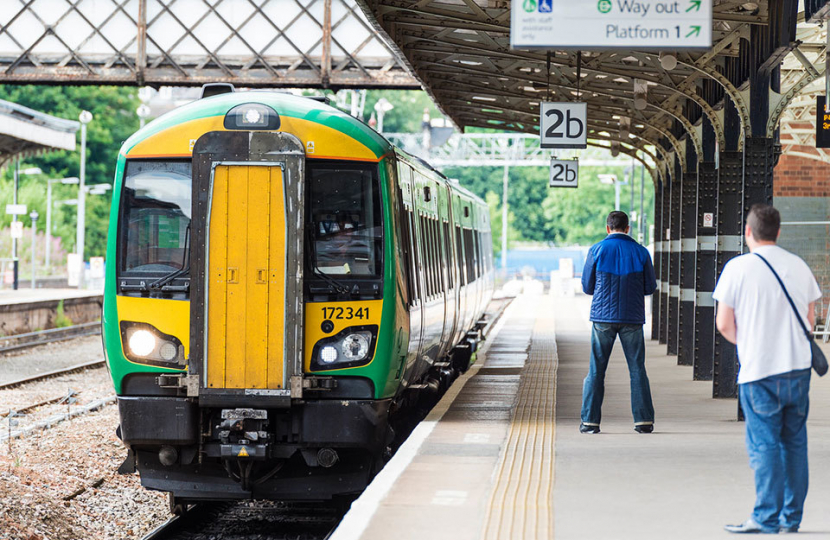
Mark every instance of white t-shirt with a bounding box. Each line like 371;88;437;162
712;245;821;384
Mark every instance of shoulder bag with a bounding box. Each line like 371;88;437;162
755;253;828;377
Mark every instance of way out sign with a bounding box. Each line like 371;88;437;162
549;158;579;188
511;0;712;49
540;102;587;149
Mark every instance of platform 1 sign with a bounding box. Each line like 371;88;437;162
549;158;579;188
511;0;713;50
540;102;587;149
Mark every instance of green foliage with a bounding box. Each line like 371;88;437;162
55;299;73;328
447;164;654;249
0;85;139;261
362;90;441;133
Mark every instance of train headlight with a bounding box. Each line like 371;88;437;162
224;103;280;130
320;346;339;364
128;329;156;357
121;323;186;367
341;333;370;361
158;341;179;362
312;327;376;371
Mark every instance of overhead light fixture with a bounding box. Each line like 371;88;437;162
659;52;678;71
633;79;648;111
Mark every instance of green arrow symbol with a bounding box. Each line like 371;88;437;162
686;0;702;12
686;25;701;38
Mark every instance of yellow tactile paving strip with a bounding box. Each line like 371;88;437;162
482;297;558;540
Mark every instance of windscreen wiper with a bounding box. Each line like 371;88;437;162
150;224;191;291
306;228;350;295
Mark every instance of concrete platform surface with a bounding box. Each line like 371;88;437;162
331;293;830;540
0;288;101;306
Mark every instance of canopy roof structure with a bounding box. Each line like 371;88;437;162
356;0;830;175
0;100;79;168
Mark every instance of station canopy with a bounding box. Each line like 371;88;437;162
0;100;79;168
356;0;829;173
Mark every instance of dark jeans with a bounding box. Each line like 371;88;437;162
580;322;655;426
739;369;811;532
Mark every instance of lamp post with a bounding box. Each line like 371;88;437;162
46;177;80;270
11;165;42;290
77;110;93;288
29;211;39;289
373;98;394;133
599;174;629;214
137;104;151;128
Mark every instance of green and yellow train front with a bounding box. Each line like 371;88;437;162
103;93;408;500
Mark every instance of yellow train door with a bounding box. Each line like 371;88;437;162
206;164;287;390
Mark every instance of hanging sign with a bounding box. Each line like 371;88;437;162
549;158;579;188
540;102;587;149
511;0;713;50
10;221;23;239
816;96;830;148
5;204;26;215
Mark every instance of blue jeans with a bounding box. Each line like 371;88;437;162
739;369;811;532
581;323;655;426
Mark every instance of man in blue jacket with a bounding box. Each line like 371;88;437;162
580;211;657;434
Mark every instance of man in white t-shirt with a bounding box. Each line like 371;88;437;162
714;204;821;534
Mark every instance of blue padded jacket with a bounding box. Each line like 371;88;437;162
581;233;657;325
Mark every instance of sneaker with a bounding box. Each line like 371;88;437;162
634;424;654;434
779;525;799;533
724;518;779;534
579;423;600;434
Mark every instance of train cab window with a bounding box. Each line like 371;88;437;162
118;160;192;286
307;162;383;278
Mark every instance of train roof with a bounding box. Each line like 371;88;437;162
119;91;392;161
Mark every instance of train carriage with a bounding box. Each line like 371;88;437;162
103;88;494;506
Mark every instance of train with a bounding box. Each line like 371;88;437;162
103;86;495;509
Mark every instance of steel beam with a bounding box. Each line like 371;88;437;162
713;151;743;399
667;157;682;357
659;168;672;346
652;179;663;342
678;139;698;366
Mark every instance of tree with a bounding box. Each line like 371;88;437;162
0;85;139;261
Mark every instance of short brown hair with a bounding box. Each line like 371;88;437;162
747;204;780;242
606;211;629;231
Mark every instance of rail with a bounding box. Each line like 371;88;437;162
0;322;101;354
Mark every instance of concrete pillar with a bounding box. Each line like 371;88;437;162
678;138;698;366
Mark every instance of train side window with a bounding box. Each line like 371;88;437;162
400;204;418;305
443;221;452;290
434;219;445;293
456;225;465;286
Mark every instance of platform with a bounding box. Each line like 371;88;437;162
332;293;830;540
0;288;101;306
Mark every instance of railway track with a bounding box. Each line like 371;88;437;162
142;501;344;540
0;322;101;355
0;359;106;391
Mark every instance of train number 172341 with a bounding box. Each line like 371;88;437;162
321;306;370;320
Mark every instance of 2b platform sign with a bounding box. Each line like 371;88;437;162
550;158;579;188
540;102;587;149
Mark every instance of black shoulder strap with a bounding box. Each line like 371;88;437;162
755;253;813;342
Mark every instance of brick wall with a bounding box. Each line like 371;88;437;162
774;152;830;325
774;153;830;197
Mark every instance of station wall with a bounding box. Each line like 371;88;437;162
774;152;830;323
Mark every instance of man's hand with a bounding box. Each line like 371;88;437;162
716;303;737;344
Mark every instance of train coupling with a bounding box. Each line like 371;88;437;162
216;408;270;460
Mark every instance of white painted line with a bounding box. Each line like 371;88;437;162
463;433;491;444
431;490;468;506
329;299;516;540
